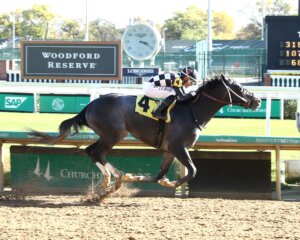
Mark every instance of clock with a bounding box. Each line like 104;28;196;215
122;23;161;61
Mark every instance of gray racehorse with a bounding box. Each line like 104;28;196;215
30;74;261;197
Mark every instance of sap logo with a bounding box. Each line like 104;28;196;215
5;96;27;109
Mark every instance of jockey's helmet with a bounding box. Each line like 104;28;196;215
180;67;198;83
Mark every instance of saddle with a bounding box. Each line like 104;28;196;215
135;95;175;147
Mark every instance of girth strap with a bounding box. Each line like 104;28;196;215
155;120;166;148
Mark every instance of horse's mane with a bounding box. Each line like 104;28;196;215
196;75;237;92
175;76;226;105
196;75;223;93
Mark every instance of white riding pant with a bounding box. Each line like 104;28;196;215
143;82;176;98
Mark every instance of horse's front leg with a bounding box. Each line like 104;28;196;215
156;152;177;187
122;152;175;183
159;146;196;188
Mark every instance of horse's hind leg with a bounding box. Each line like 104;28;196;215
86;139;122;191
86;141;111;189
104;162;122;191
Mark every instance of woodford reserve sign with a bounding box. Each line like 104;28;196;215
21;41;122;80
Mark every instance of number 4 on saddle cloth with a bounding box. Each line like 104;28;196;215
135;95;175;122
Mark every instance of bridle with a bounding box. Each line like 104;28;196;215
190;77;254;130
196;78;252;108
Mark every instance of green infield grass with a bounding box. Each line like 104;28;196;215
0;112;299;137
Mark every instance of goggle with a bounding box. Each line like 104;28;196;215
180;71;197;83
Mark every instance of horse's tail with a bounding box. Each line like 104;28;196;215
29;106;88;144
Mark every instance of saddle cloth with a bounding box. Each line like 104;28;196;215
135;95;174;123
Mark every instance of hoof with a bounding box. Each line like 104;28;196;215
115;178;122;191
99;179;111;189
83;186;113;203
122;173;135;182
158;178;176;188
122;174;146;182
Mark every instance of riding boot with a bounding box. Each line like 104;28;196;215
152;95;176;120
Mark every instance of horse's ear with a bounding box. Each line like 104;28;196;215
221;73;226;81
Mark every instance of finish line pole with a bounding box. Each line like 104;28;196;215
0;141;4;192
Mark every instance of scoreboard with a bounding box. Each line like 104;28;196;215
265;16;300;70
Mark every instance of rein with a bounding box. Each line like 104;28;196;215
193;79;249;107
189;90;229;130
190;79;251;130
200;91;231;105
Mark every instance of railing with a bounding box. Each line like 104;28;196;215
266;70;300;87
271;75;300;87
1;81;300;105
5;70;147;84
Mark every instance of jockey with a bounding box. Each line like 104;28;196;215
143;66;198;120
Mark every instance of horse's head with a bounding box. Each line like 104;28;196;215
220;74;261;110
199;74;261;110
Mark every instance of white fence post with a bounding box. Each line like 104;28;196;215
297;100;300;132
280;98;284;120
0;142;3;192
265;94;272;136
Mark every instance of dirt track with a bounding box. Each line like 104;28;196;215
0;189;300;240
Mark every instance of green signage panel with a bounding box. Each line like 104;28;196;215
215;99;280;118
10;146;177;195
0;93;34;112
40;94;90;113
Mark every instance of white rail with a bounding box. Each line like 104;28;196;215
0;81;143;98
1;82;300;99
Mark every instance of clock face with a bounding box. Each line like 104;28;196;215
122;23;161;61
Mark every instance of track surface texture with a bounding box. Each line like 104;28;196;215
0;189;300;240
